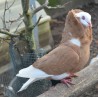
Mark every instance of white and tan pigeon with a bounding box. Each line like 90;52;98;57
16;9;93;92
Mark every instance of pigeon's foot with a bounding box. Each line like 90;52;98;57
61;73;78;87
61;78;74;87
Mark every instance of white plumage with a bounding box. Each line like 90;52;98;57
75;12;92;27
70;38;81;47
16;65;53;92
16;65;69;92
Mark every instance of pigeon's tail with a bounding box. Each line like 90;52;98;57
16;65;53;92
17;78;36;92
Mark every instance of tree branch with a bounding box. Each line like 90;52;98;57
2;0;16;30
21;0;29;14
32;0;49;15
28;15;42;30
0;29;19;37
7;0;16;10
46;1;72;9
13;21;23;34
6;14;23;24
0;36;10;40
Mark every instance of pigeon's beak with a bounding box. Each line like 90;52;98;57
87;22;92;27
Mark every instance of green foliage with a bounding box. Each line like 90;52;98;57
48;0;59;6
38;0;60;6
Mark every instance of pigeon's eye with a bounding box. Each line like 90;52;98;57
82;16;85;20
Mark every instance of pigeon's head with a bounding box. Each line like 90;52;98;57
75;12;92;27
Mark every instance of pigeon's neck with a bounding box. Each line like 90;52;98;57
69;38;81;47
61;32;81;44
61;26;92;46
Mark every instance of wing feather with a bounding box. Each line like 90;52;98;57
33;44;80;75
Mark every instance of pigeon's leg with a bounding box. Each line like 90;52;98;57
61;78;73;87
68;73;78;78
61;73;78;87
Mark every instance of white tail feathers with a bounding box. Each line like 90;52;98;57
18;78;36;92
16;65;53;92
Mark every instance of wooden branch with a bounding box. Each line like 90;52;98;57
21;0;29;14
13;21;23;34
46;1;72;9
28;15;42;30
21;0;32;30
32;0;49;15
6;0;16;10
0;36;10;40
6;14;23;24
3;0;8;29
21;0;34;50
1;0;16;30
39;57;98;97
0;29;19;37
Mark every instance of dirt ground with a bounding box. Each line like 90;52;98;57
1;2;98;97
50;3;98;97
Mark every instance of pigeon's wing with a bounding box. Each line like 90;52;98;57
33;44;80;75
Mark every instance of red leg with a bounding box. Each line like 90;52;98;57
61;78;74;87
60;73;78;87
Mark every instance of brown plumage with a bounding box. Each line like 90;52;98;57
17;9;93;92
33;9;92;75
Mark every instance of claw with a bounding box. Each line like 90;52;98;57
61;78;74;87
61;73;77;87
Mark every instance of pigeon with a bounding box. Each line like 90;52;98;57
16;9;93;92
